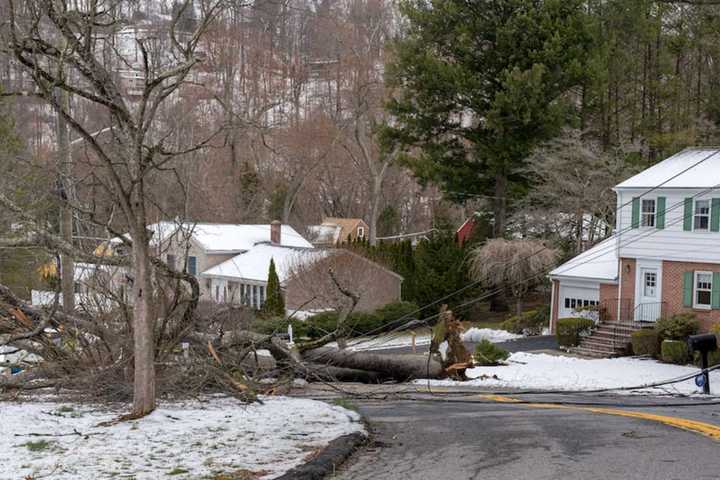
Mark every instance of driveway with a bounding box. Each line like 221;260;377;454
330;393;720;480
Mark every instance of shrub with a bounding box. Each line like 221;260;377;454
661;339;689;365
501;306;549;336
374;301;419;328
654;314;699;341
694;350;720;368
252;316;309;338
347;312;383;336
556;317;594;347
305;311;340;338
631;329;660;357
474;339;510;366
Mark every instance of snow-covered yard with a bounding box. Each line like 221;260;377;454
0;396;364;479
423;352;719;396
461;328;523;343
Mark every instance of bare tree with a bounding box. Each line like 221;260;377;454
1;0;223;416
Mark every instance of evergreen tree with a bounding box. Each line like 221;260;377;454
386;0;593;237
262;258;285;317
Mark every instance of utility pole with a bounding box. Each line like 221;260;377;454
55;87;75;314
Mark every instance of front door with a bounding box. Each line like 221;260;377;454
636;267;660;322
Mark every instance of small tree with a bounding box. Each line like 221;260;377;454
262;258;285;317
469;239;558;315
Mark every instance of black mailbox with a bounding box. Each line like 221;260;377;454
688;333;718;353
688;333;718;395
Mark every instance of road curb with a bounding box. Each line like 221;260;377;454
275;431;367;480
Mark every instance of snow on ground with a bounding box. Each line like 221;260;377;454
0;395;364;480
422;352;719;396
461;328;523;343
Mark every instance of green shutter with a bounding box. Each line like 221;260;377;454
683;271;694;308
712;199;720;232
656;196;666;229
713;273;720;310
631;197;640;229
683;198;694;231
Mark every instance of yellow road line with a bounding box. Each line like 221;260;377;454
478;394;720;441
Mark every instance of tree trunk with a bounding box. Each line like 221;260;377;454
131;226;156;416
492;173;507;238
368;174;383;246
304;348;444;380
515;297;523;317
55;89;74;314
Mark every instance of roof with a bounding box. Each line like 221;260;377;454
549;237;618;282
201;244;326;283
111;222;313;253
322;217;366;242
615;148;720;189
307;224;342;245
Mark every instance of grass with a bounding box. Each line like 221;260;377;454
168;467;190;476
20;440;52;452
331;398;358;412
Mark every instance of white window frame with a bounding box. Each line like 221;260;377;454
641;199;656;228
357;226;365;239
694;271;713;310
694;199;711;232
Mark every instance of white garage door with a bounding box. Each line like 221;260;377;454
558;285;599;319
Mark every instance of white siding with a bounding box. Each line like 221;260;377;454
616;188;720;264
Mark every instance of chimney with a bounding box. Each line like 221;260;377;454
270;220;281;245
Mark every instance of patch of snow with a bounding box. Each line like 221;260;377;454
461;328;523;343
0;396;364;479
422;352;718;396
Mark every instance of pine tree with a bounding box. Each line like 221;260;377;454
262;258;285;318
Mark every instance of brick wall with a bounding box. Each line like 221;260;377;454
599;282;618;321
662;260;720;332
620;258;636;309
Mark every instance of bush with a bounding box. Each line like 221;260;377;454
253;316;309;338
631;329;660;357
347;312;383;336
474;339;510;366
654;314;699;341
501;306;549;336
661;339;689;365
374;301;419;328
556;317;594;347
305;311;340;338
694;350;720;368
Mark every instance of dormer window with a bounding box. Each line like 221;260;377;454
694;200;710;231
641;199;656;227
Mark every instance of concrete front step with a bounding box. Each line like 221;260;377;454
571;346;618;358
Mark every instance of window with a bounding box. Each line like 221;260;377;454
166;254;176;270
695;272;713;309
641;199;656;227
643;272;657;297
694;200;711;231
357;226;365;239
187;256;197;276
215;284;220;302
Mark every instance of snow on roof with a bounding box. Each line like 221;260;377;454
201;244;326;283
615;148;720;189
114;222;313;252
549;237;618;282
307;224;341;244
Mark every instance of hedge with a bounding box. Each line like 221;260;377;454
474;339;510;366
631;329;660;357
556;317;594;348
661;339;689;365
501;306;549;336
304;301;420;339
655;314;699;341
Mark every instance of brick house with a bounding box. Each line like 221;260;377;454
306;218;369;246
549;148;720;354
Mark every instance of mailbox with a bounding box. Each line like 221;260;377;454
688;333;718;353
688;333;718;395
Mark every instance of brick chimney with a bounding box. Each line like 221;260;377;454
270;220;281;245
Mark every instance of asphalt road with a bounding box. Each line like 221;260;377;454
331;393;720;480
374;334;558;355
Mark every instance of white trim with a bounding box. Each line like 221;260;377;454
633;259;663;322
693;199;711;232
693;270;713;310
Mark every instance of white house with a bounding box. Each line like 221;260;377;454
550;148;720;350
